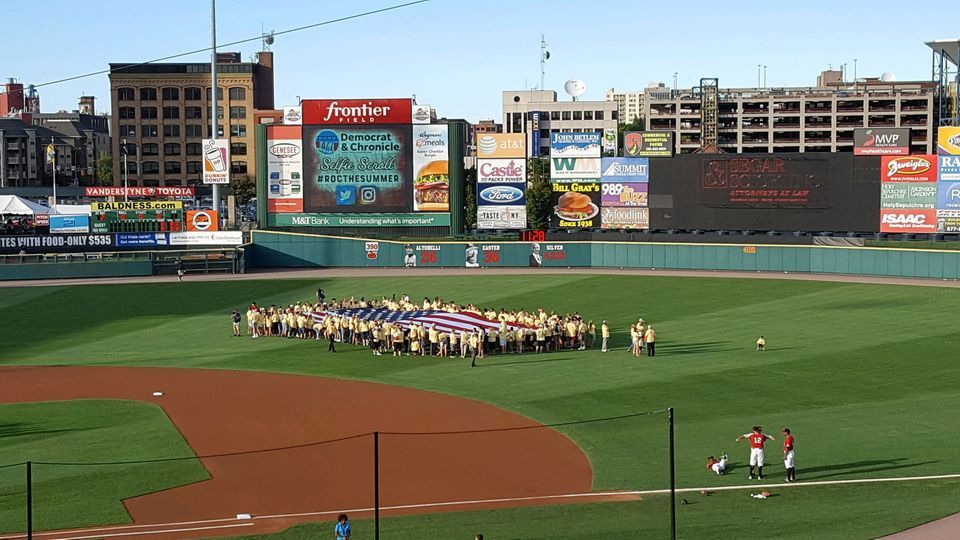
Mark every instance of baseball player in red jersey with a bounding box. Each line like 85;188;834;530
736;426;774;480
782;428;796;482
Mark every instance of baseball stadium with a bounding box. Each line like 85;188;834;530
3;5;960;538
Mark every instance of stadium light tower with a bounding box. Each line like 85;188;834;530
926;39;960;125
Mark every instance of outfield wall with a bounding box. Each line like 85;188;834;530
0;260;154;281
250;230;960;279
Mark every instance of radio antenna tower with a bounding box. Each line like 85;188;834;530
540;35;550;90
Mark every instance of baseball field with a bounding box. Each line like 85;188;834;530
2;271;960;539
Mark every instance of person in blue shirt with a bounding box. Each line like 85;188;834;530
335;513;351;539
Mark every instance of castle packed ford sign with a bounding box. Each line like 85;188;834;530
301;98;413;125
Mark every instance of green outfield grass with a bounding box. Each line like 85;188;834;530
0;400;208;533
1;274;959;538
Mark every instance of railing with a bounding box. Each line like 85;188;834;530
0;248;242;274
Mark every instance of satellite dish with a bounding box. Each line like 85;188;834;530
880;72;896;82
564;79;586;98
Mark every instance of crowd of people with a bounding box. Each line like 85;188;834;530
230;290;659;363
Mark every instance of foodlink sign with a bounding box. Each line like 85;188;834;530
854;128;910;156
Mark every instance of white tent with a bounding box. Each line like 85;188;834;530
0;195;55;215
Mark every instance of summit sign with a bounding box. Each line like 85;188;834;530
301;98;413;125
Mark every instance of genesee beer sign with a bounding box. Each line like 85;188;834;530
700;157;825;208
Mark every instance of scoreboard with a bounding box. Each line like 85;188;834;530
90;201;184;234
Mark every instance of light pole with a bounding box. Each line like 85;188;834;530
853;59;858;88
210;0;220;214
122;138;129;202
757;64;761;88
763;65;767;88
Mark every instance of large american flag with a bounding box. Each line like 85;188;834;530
311;308;527;334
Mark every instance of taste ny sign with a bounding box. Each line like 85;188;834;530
301;99;413;125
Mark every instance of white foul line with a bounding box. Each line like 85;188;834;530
4;472;960;539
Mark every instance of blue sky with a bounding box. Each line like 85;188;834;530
3;0;957;122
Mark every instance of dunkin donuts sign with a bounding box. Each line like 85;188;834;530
301;99;413;125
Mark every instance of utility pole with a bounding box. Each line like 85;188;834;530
122;138;129;202
211;0;220;213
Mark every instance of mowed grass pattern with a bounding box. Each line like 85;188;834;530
1;275;959;538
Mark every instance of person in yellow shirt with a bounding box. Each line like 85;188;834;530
629;324;640;356
565;319;577;350
391;327;403;356
250;309;260;339
535;325;546;353
438;332;448;357
601;321;610;353
586;321;596;349
428;325;439;356
636;321;646;356
448;330;458;358
644;325;657;357
409;334;421;356
756;336;766;352
515;327;526;354
576;319;587;350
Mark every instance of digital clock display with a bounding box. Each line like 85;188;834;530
521;230;546;242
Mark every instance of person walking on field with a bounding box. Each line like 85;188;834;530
231;309;241;337
601;321;610;353
736;426;774;480
176;260;185;282
644;325;657;357
782;428;797;482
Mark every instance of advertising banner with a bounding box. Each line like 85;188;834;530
282;106;302;125
880;155;937;183
600;157;649;182
302;125;412;213
476;133;526;159
477;159;526;183
49;214;90;234
91;201;182;211
301;98;413;125
880;183;937;209
624;131;674;157
411;104;433;124
879;209;937;233
700;156;827;207
853;128;910;156
477;184;526;206
116;233;168;247
938;126;960;156
168;231;243;246
939;156;960;181
601;182;648;207
550;132;602;158
936;213;960;233
937;181;960;210
550;182;601;228
603;128;617;154
550;157;601;179
266;125;304;213
477;206;527;230
600;206;649;229
530;112;541;157
201;138;230;185
84;186;195;197
269;213;450;227
185;210;219;231
0;234;113;254
34;214;49;226
412;125;449;212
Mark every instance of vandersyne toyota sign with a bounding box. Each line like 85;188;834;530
301;99;413;125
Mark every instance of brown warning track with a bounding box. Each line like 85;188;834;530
0;366;597;538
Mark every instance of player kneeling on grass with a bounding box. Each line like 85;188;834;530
706;453;729;475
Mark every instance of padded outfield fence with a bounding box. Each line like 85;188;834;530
0;408;675;539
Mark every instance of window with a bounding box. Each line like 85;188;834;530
141;124;158;137
162;106;180;120
139;87;157;101
229;87;246;100
186;143;203;155
573;111;582;121
140;107;158;119
141;161;160;174
562;111;571;121
550;111;560;121
611;111;618;120
206;106;224;119
164;143;181;156
185;124;203;137
186;161;202;174
231;142;247;155
141;143;159;156
510;112;522;133
185;106;202;119
229;106;246;119
231;161;248;174
162;87;180;101
230;124;247;137
184;87;202;101
124;161;137;174
205;87;224;100
584;111;593;121
119;125;137;137
164;161;182;174
164;125;180;137
117;87;135;101
118;107;136;119
595;111;605;120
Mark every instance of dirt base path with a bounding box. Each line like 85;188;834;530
0;366;595;538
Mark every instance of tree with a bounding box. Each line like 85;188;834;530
96;154;113;185
230;174;256;205
463;166;477;231
525;157;552;230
